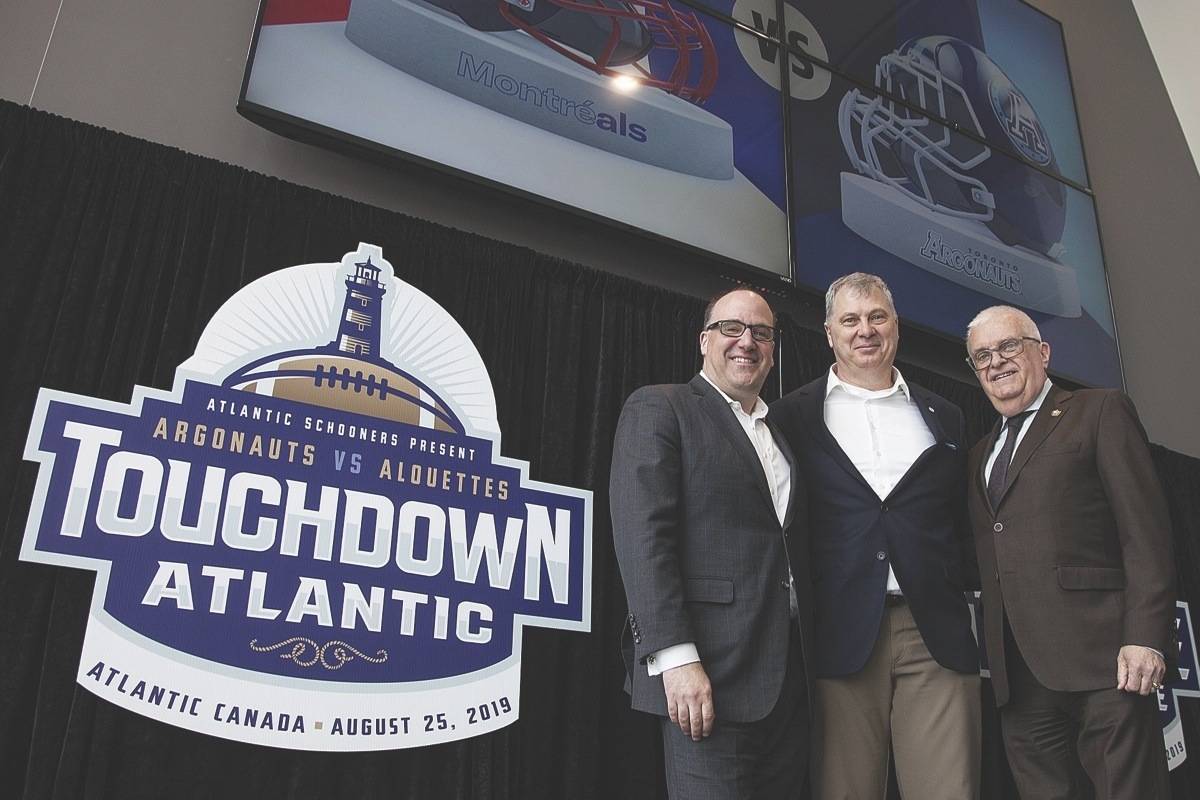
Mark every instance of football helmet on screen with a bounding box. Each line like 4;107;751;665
839;35;1066;258
425;0;717;102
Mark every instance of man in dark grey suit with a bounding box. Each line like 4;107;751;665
610;287;811;799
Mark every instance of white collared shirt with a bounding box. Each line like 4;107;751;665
646;372;792;676
984;378;1053;479
823;366;935;593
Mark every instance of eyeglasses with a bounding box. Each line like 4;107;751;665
705;319;776;343
965;336;1041;371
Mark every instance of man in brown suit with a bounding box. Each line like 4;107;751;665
964;305;1175;799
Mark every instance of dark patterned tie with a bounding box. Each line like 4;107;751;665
987;411;1033;509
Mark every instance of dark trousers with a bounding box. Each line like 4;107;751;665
1001;620;1170;800
660;625;809;800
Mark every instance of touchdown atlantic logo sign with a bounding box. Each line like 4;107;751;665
20;244;593;750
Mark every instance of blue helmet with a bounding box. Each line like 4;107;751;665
839;35;1066;258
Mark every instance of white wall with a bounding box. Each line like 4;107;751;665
1032;0;1200;456
2;0;1198;456
1132;0;1200;173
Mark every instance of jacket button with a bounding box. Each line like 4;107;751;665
993;522;1004;533
876;551;887;561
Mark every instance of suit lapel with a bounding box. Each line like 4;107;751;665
799;375;875;494
690;375;776;513
994;385;1074;508
911;387;949;444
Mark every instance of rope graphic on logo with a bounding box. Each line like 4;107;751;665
250;637;389;671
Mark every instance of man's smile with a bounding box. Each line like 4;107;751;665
990;368;1017;382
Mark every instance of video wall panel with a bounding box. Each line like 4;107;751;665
781;2;1117;387
242;0;791;275
240;0;1119;387
781;0;1089;189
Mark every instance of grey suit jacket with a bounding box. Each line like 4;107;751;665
967;386;1176;705
609;375;811;723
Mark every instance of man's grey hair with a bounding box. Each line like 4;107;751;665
965;305;1042;346
824;272;895;322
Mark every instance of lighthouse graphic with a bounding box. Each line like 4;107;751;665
335;254;386;357
221;248;464;433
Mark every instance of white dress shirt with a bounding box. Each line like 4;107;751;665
646;371;792;676
823;366;935;593
983;377;1053;479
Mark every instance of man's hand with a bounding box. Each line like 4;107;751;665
1116;645;1166;695
662;662;715;741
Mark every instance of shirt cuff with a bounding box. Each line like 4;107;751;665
646;643;700;676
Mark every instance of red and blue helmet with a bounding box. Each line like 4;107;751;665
427;0;717;102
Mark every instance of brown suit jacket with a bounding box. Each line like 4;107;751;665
967;385;1176;705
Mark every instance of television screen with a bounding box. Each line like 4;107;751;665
240;0;792;276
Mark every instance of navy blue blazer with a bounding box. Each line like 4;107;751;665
771;374;978;678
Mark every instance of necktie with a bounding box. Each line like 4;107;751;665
987;411;1033;509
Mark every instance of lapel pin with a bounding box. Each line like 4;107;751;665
927;406;935;413
945;442;957;450
1051;409;1062;417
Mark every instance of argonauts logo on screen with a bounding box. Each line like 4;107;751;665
989;80;1053;167
20;243;593;750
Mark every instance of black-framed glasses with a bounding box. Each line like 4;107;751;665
705;319;776;343
965;336;1041;371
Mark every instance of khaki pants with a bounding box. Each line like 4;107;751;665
812;601;981;800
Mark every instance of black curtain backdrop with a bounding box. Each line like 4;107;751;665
1;99;1197;799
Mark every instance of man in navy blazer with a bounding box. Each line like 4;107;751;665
772;273;980;800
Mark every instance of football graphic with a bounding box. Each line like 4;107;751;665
218;250;464;433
